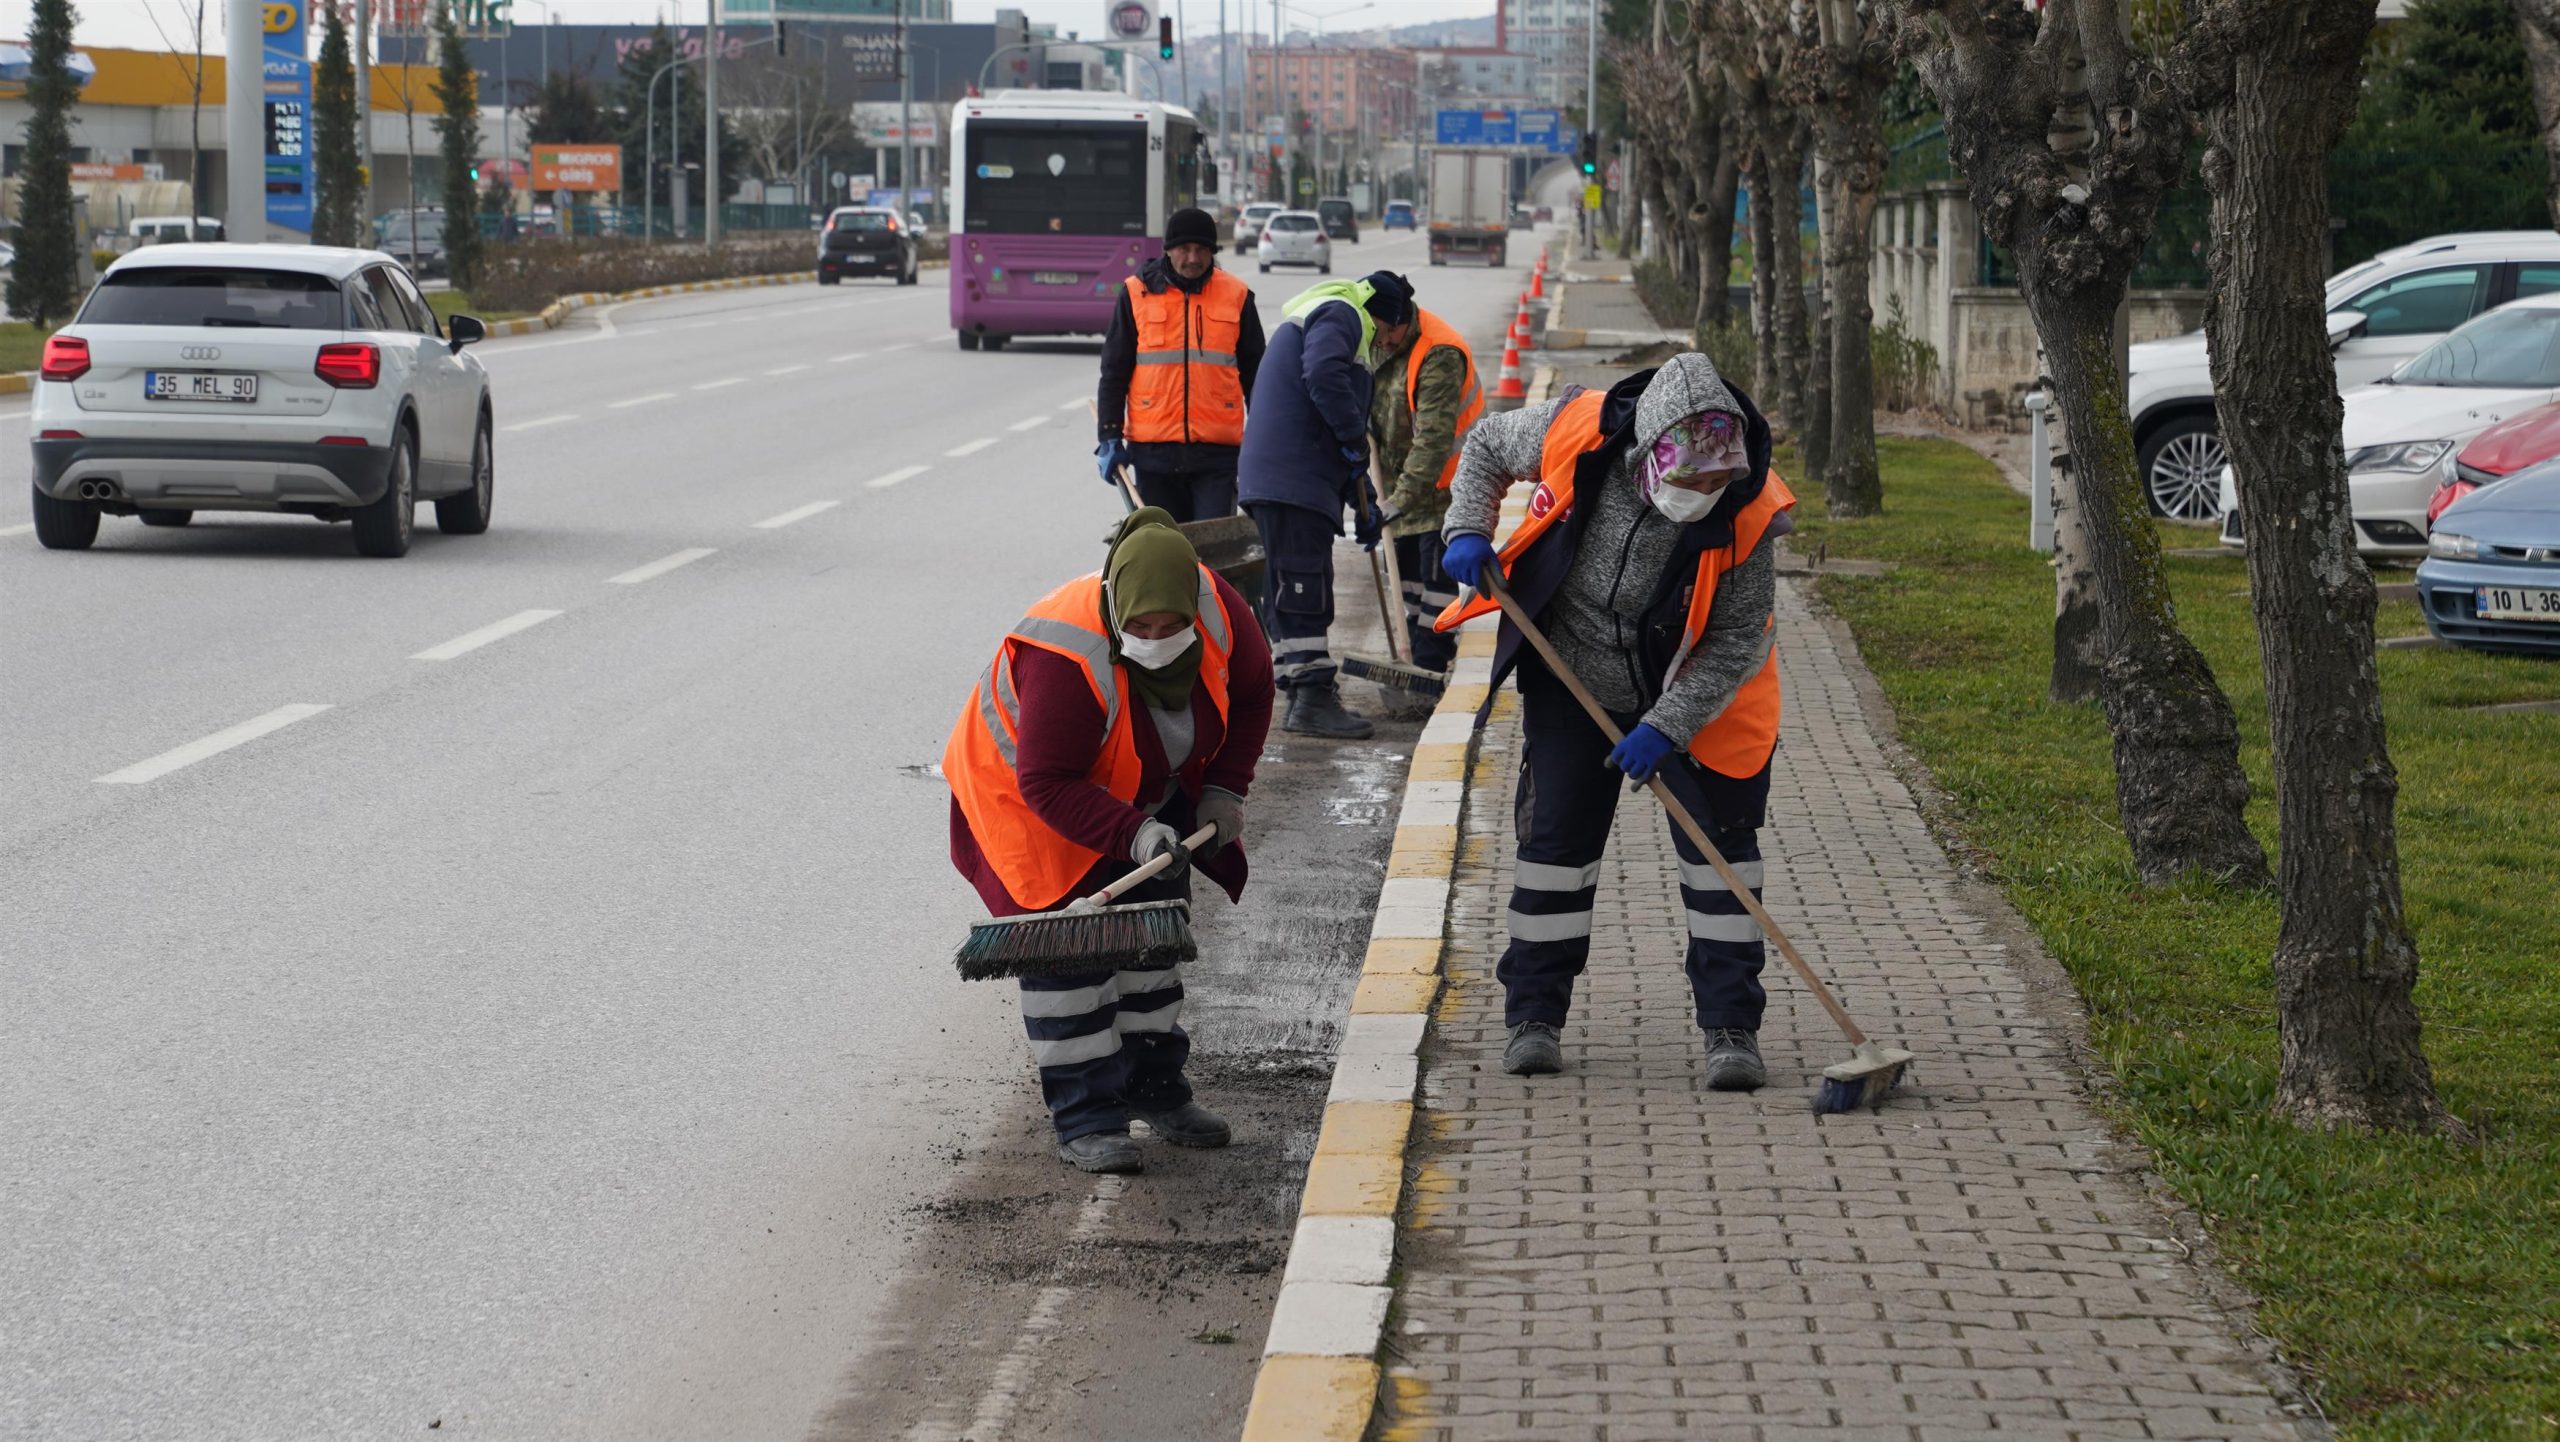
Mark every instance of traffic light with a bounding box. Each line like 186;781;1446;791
469;161;482;183
1158;16;1175;59
1578;135;1596;177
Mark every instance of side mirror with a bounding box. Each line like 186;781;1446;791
448;313;487;351
1202;159;1220;192
2326;308;2368;348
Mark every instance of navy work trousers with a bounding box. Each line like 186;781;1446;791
1395;531;1458;672
1133;467;1237;523
1499;656;1768;1034
1015;863;1195;1142
1248;501;1340;692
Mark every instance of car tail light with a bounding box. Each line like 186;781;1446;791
315;342;380;389
39;429;82;439
319;435;369;447
40;334;89;381
884;217;900;232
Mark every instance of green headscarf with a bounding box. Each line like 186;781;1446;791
1103;507;1204;710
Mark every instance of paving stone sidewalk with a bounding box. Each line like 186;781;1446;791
1380;579;2314;1442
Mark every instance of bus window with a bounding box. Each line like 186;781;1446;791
963;120;1149;235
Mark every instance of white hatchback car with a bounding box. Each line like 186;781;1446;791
1258;211;1332;274
30;244;493;558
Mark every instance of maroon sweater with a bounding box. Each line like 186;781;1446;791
950;571;1276;916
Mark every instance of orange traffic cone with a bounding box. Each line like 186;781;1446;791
1492;340;1527;402
1511;296;1534;345
1528;267;1545;300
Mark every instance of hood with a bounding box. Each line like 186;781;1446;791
2129;331;2211;374
2435;456;2560;547
2340;382;2556;451
2455;399;2560;477
1630;352;1746;457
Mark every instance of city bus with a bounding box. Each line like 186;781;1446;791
946;92;1214;351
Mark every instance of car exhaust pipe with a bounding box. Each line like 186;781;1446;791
78;480;122;502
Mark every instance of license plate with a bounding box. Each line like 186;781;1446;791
1031;271;1079;285
2476;585;2560;621
146;371;258;402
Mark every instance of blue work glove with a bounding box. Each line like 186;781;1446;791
1095;438;1128;484
1355;502;1385;552
1340;442;1369;487
1606;723;1678;786
1443;533;1497;589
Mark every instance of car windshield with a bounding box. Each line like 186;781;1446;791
79;267;344;329
833;212;894;231
1270;215;1317;232
377;214;443;243
1247;206;1279;219
2396;307;2560;388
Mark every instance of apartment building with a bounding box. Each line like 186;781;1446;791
1500;0;1593;106
1245;44;1415;139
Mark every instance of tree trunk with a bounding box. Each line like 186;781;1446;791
1824;139;1884;516
1617;143;1644;259
2516;2;2560;228
1697;144;1739;332
1803;154;1836;481
1766;128;1812;437
1747;149;1780;403
2199;0;2458;1133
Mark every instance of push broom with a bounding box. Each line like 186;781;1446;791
1340;461;1449;699
1480;570;1914;1114
953;824;1219;981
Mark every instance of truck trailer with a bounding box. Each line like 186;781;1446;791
1427;149;1510;267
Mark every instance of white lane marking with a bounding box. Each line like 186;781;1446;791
1057;397;1088;411
881;341;916;351
865;464;930;490
830;351;868;363
1007;416;1050;433
921;1180;1124;1442
945;438;997;458
412;608;564;661
607;547;718;585
97;704;332;785
502;413;577;433
754;500;841;529
763;364;810;376
0;412;30;426
0;522;32;538
608;391;678;409
684;320;720;330
693;377;746;391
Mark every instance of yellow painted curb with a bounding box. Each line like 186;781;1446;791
1240;1356;1377;1442
0;373;29;395
1361;936;1443;975
1299;1144;1404;1218
1385;825;1456;876
1351;972;1438;1014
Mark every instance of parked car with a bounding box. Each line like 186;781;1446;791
1234;202;1282;255
1258;210;1332;273
817;206;920;286
2218;292;2560;559
373;208;449;279
28;244;495;558
1534;205;1555;223
2428;398;2560;524
1316;197;1359;243
1382;200;1417;231
2133;229;2560;521
128;215;225;246
1511;204;1537;229
2417;455;2560;653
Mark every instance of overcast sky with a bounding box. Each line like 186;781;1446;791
5;0;1495;59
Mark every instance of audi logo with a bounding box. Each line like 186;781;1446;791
181;345;221;360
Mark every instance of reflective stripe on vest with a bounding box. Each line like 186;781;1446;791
1402;308;1485;492
1431;390;1796;778
1123;270;1250;447
945;566;1239;910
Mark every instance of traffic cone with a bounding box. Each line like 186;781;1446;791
1511;295;1534;346
1528;267;1545;300
1491;340;1527;406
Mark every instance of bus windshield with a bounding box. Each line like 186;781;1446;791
963;120;1149;235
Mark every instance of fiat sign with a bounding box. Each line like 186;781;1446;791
1106;0;1155;39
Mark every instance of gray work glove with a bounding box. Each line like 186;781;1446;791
1129;818;1192;879
1195;787;1246;853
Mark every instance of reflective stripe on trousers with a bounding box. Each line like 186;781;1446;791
1012;863;1195;1141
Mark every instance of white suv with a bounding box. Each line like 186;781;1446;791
30;244;493;558
2129;230;2560;521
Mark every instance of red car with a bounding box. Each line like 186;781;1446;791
2432;400;2560;525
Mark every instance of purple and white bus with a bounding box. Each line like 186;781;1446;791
946;91;1212;351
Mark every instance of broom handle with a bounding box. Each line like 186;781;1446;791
1481;570;1869;1047
1080;823;1222;908
1084;399;1147;515
1367;460;1413;664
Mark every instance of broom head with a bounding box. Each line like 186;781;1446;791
954;897;1197;981
1341;652;1448;697
1813;1041;1915;1115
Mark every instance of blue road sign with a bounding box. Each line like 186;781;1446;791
1435;108;1516;146
1516;108;1562;152
1556;124;1581;156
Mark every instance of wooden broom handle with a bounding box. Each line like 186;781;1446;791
1082;824;1221;907
1481;570;1867;1046
1367;458;1413;664
1084;399;1147;514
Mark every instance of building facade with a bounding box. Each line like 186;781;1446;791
1244;45;1414;139
1499;0;1592;106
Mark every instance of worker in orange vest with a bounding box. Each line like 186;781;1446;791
946;509;1278;1173
1367;305;1484;673
1094;207;1267;520
1434;355;1792;1088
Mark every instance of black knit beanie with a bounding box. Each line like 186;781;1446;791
1165;207;1219;251
1362;270;1416;326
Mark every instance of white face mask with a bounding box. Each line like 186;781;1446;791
1648;481;1724;524
1119;625;1198;671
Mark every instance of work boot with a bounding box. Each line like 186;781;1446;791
1133;1100;1233;1148
1702;1028;1767;1091
1056;1132;1144;1174
1503;1021;1564;1076
1283;681;1375;740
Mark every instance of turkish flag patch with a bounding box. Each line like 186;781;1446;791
1527;482;1558;521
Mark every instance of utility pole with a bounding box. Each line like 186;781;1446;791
356;0;373;222
705;0;722;246
1582;0;1597;257
896;0;911;221
224;0;264;240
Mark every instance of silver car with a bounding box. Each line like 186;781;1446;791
1258;210;1332;274
1233;202;1282;255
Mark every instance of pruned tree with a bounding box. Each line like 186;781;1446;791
527;69;611;144
1705;0;1816;438
2510;0;2560;225
722;54;853;191
1874;0;2269;890
1802;0;1893;516
6;0;83;328
432;0;485;290
2181;0;2461;1133
311;0;364;247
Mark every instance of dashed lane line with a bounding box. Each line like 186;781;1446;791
764;364;811;376
1007;416;1051;432
880;341;916;351
608;391;678;410
865;465;930;490
607;548;718;585
502;413;578;433
694;377;746;391
96;704;333;785
0;522;32;539
753;500;842;529
1056;397;1087;410
830;351;869;362
910;1179;1125;1442
411;609;564;662
945;438;997;458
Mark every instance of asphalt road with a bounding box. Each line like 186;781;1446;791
0;225;1541;1440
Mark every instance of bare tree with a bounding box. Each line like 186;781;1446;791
2514;0;2560;226
1707;0;1816;435
723;54;850;193
2181;0;2461;1133
1876;0;2269;890
1802;0;1891;516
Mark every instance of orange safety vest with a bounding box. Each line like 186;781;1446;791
1435;389;1795;778
1122;269;1251;447
1402;307;1485;491
945;566;1240;910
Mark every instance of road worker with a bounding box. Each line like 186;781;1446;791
945;508;1277;1174
1095;207;1267;521
1434;354;1791;1088
1367;303;1484;674
1236;270;1420;740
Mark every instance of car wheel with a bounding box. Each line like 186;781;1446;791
137;508;193;527
2138;413;2228;523
437;413;495;535
1260;262;1271;273
958;331;981;351
31;483;99;550
1320;262;1332;274
353;427;417;558
984;335;1010;352
818;271;840;286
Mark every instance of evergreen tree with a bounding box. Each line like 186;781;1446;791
608;24;747;224
310;1;364;246
2379;0;2536;135
431;0;485;287
6;0;83;328
526;69;609;144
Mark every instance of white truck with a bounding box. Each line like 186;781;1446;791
1427;150;1510;267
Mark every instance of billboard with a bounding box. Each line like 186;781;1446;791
531;144;623;192
1434;107;1571;154
853;102;940;147
262;0;312;235
382;0;511;39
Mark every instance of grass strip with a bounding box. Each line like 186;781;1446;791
1793;438;2560;1440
